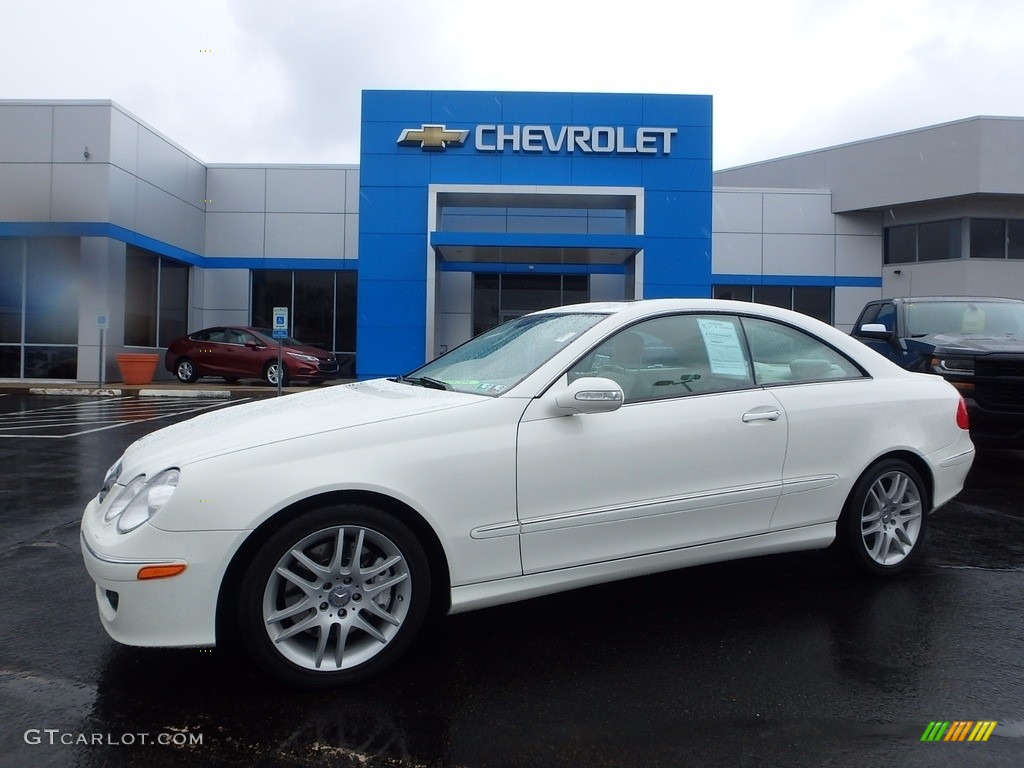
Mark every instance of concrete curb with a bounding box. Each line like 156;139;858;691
29;388;123;397
138;388;231;399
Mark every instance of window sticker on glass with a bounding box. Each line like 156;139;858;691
962;307;985;333
697;318;749;376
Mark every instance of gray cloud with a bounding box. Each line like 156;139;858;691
3;0;1024;168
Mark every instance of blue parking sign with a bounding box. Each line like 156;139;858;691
272;306;289;338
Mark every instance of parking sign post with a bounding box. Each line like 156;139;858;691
272;307;289;397
96;313;109;389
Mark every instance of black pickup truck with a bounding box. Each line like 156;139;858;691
851;296;1024;448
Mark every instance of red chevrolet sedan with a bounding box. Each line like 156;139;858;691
164;327;340;386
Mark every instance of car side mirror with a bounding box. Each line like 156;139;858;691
245;341;263;350
856;323;895;341
553;377;624;415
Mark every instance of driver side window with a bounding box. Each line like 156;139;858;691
570;315;755;403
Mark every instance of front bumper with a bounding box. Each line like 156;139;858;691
289;360;341;381
965;400;1024;448
80;495;248;648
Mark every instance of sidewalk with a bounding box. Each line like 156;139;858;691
0;379;354;398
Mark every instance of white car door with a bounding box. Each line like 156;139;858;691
737;314;875;532
515;313;789;575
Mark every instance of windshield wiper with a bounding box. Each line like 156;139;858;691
395;375;452;391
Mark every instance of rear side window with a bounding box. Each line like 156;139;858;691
742;317;865;385
191;329;224;342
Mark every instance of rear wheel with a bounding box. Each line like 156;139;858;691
174;358;199;383
838;458;928;576
237;505;431;687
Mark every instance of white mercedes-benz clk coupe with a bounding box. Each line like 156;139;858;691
81;299;975;687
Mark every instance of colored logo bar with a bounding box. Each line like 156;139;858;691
921;721;997;742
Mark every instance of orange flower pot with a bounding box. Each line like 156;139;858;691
116;353;160;385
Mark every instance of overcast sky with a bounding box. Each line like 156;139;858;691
2;0;1021;170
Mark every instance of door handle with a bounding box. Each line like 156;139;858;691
742;408;781;423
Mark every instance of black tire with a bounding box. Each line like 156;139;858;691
837;458;928;576
237;504;431;688
263;361;288;387
174;357;199;383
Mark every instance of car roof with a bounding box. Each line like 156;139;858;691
890;296;1024;304
531;297;819;321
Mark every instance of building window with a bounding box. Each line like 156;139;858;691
712;284;833;324
918;220;961;261
969;218;1024;259
251;270;357;376
124;246;189;348
472;274;590;335
970;219;1006;259
441;206;628;236
0;237;79;379
884;225;917;264
1009;221;1024;259
884;220;962;263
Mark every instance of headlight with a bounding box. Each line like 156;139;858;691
104;474;148;522
104;469;181;533
98;460;122;504
930;356;975;376
287;352;320;363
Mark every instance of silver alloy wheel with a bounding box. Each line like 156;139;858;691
265;362;286;386
261;525;413;672
175;359;195;382
858;469;923;567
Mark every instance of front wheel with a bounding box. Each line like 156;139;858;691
263;361;288;386
237;505;431;687
838;458;928;576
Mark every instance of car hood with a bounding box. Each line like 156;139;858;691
282;343;334;358
918;333;1024;354
121;379;483;472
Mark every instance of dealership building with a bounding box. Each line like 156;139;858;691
2;90;1023;382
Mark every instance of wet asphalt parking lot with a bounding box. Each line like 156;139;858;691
0;389;1021;768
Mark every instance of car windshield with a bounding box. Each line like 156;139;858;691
905;301;1024;338
252;329;312;348
397;312;607;396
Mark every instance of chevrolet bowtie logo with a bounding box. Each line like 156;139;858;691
397;124;469;151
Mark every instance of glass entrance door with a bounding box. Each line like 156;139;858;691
473;274;589;335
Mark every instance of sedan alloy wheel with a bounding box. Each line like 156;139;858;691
175;358;198;383
263;361;288;386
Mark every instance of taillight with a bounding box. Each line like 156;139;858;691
956;397;970;431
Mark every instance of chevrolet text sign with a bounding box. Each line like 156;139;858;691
397;123;677;155
476;125;677;154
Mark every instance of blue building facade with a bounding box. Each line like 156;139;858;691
11;94;1018;385
357;90;712;378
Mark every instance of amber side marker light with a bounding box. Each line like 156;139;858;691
137;564;187;580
